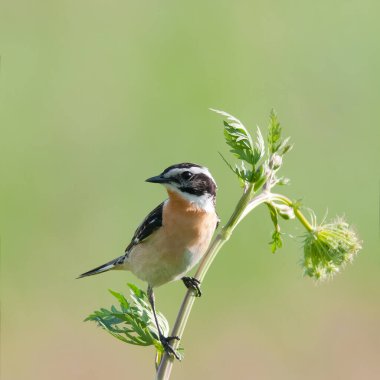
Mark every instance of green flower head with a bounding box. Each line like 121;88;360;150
302;217;362;281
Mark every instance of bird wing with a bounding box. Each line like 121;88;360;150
78;202;165;277
124;201;164;254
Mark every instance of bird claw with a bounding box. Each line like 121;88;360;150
160;335;181;360
182;277;202;297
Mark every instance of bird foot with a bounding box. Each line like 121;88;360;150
182;277;202;297
159;335;180;360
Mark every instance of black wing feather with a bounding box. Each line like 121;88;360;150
78;202;164;277
124;202;164;253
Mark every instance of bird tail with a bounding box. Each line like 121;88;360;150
77;255;125;278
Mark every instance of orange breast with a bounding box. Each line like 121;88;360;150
127;190;217;287
162;191;217;254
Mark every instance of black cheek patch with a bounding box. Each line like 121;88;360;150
178;186;205;196
169;177;181;184
179;173;217;197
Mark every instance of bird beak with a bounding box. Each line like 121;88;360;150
145;175;170;184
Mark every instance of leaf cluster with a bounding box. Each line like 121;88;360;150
212;108;291;192
266;110;292;189
85;284;169;353
267;110;292;156
211;108;265;187
213;108;293;252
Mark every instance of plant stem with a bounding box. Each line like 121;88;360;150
269;193;314;232
155;184;266;380
155;190;314;379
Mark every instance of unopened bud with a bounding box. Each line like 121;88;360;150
273;203;295;220
269;154;282;170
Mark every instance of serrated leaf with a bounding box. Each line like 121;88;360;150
127;283;143;298
212;108;264;169
85;284;172;353
109;289;130;309
268;109;282;154
253;166;266;191
266;202;283;253
270;230;283;253
254;126;265;161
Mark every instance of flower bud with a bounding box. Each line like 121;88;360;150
269;153;282;170
273;202;295;220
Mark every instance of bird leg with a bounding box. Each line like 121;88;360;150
147;285;180;360
182;276;202;297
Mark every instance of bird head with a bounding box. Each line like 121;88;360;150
146;163;217;210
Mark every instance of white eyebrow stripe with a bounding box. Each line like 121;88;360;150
163;167;216;185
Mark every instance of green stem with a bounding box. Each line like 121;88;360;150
155;183;270;380
155;189;315;379
269;193;314;232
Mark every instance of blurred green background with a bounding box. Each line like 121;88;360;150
1;1;379;379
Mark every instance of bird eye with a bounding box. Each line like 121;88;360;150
181;171;193;180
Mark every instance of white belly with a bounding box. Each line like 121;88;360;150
124;194;218;287
125;219;216;287
127;244;198;287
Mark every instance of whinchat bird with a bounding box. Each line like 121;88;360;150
79;163;219;357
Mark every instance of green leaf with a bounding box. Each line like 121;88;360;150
109;289;130;309
212;108;272;191
266;110;292;181
254;126;265;162
211;109;259;167
270;230;283;253
267;109;282;154
127;283;143;298
266;202;283;253
85;284;174;354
